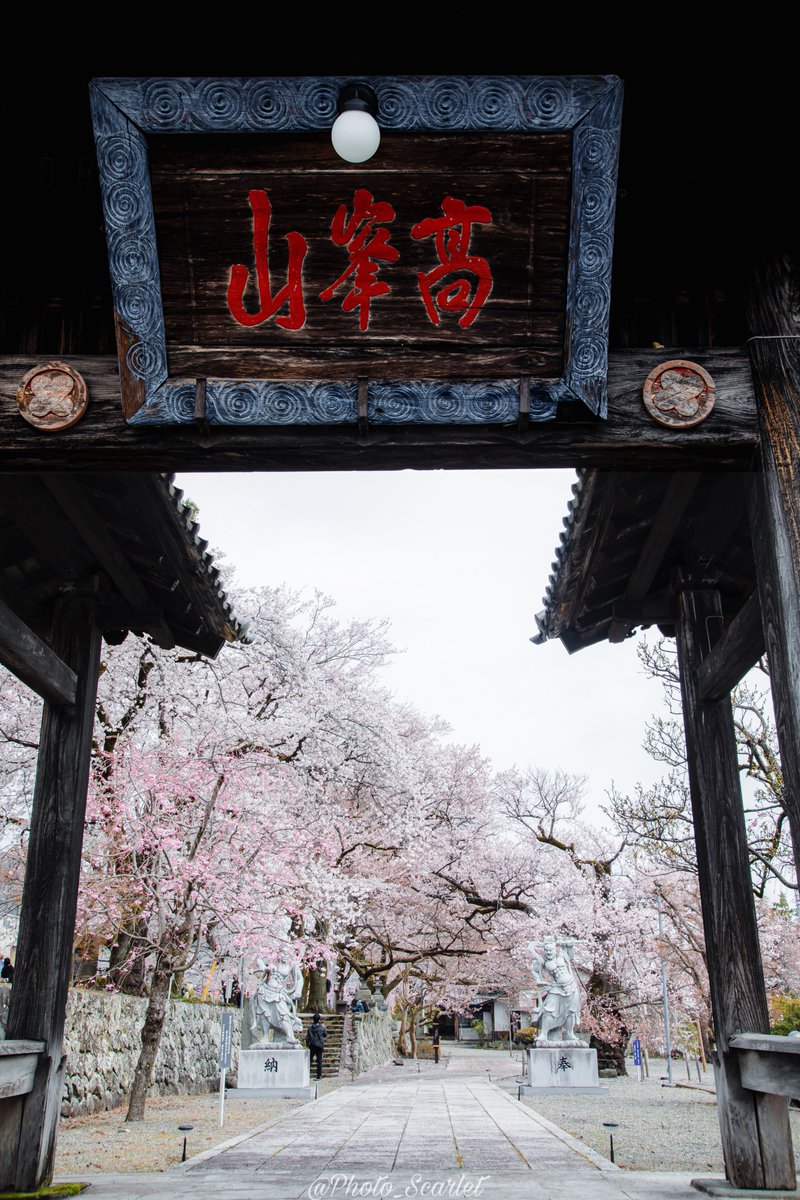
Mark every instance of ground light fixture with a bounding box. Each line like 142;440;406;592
602;1121;619;1163
178;1123;194;1162
331;83;381;163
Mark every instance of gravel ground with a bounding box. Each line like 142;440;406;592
54;1080;342;1175
53;1055;800;1178
513;1056;800;1173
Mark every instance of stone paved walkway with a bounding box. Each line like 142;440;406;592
60;1049;711;1200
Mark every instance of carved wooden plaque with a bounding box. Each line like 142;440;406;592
16;361;88;431
91;76;622;427
643;360;716;428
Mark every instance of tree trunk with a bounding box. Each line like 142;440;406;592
126;962;171;1121
302;963;328;1012
396;1009;410;1056
590;1033;628;1075
335;958;349;1007
108;923;149;995
587;969;629;1075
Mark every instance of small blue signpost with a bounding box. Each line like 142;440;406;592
632;1036;642;1081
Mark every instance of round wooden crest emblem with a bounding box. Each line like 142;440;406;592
642;359;716;429
17;361;88;431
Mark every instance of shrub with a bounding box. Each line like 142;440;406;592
770;995;800;1036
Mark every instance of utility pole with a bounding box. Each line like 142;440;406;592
657;892;673;1086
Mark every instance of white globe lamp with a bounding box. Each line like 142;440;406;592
331;83;381;164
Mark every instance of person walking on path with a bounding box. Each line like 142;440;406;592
306;1012;327;1080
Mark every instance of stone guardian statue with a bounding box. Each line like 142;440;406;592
531;935;587;1047
250;953;304;1048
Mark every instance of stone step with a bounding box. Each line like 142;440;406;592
297;1013;349;1075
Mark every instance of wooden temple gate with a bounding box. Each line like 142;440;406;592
1;61;799;1192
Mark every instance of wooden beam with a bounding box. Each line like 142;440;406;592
0;591;102;1191
0;596;76;706
0;477;94;581
40;476;151;608
607;471;702;642
0;348;757;472
611;599;674;624
675;573;794;1190
39;476;176;650
731;1034;800;1101
747;257;800;892
697;591;765;702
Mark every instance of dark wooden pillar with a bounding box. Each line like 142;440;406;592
0;589;101;1191
747;258;800;887
675;574;794;1190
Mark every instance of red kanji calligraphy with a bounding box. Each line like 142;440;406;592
227;190;308;330
411;197;493;328
320;189;399;331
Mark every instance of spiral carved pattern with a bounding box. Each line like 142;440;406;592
243;79;292;130
578;234;614;279
580;129;618;172
529;391;560;422
581;179;616;228
206;381;357;425
158;385;197;423
367;384;417;423
570;336;608;379
419;77;473;128
95;75;619;133
468;77;525;127
128;384;195;425
125;338;166;381
141;79;189;128
91;77;622;423
524;78;573;127
566;96;621;414
197;79;245;128
108;234;151;284
376;80;419;129
103;181;151;232
369;381;517;424
98;134;147;182
574;280;611;326
296;78;339;127
116;283;162;336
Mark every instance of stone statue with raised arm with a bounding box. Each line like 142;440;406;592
531;934;587;1047
250;952;304;1048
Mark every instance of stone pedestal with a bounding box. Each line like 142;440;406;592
235;1047;316;1098
519;1045;607;1095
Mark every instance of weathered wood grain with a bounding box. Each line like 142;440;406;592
150;132;571;382
607;472;702;643
697;591;764;703
737;1050;800;1098
746;257;800;892
1;594;102;1191
0;1055;39;1102
0;347;758;471
675;575;794;1190
91;76;620;421
0;596;77;707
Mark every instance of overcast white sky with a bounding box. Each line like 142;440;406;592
179;469;668;826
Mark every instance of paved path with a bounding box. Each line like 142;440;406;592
61;1050;710;1200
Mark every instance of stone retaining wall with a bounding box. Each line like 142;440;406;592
1;985;393;1115
61;989;241;1117
353;1010;395;1073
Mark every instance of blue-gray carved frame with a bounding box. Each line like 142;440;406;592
90;76;623;428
